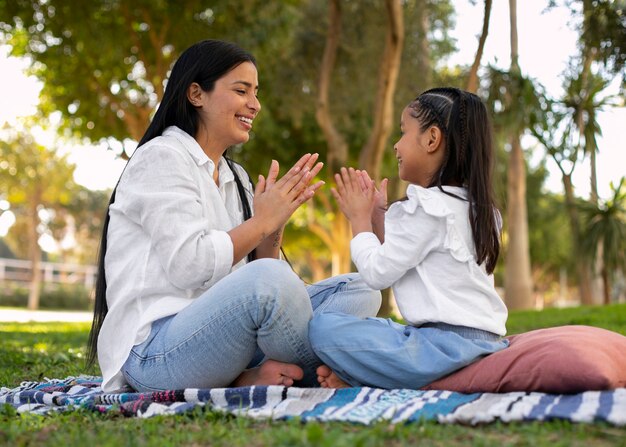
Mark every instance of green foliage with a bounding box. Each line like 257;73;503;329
51;186;110;264
0;0;459;182
527;180;574;279
2;305;626;445
578;0;626;90
0;127;77;260
578;177;626;275
0;0;305;143
485;66;544;136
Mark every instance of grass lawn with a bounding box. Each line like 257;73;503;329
1;303;626;446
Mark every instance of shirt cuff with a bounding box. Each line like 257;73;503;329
207;230;233;284
350;232;380;263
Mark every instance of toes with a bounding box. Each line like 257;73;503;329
316;365;332;377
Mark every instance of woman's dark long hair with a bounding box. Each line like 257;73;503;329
406;87;500;274
87;40;257;367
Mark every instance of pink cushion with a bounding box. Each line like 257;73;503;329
422;325;626;394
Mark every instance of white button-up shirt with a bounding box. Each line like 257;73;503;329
98;126;253;392
351;184;508;336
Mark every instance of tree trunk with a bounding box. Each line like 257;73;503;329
578;41;603;304
601;265;611;305
509;0;519;70
561;174;594;305
312;0;352;274
315;0;349;175
415;1;432;90
314;0;405;276
466;0;492;93
27;194;42;310
358;0;405;180
504;136;534;309
304;252;329;283
503;0;533;309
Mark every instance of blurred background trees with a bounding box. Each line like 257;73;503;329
0;0;624;311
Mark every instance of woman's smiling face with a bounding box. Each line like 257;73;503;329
193;61;261;153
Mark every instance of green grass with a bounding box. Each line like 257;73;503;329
2;304;626;446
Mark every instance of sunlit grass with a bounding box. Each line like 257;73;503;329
1;304;625;446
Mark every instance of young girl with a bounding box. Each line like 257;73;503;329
309;87;509;389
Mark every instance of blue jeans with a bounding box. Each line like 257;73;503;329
310;313;509;389
121;258;381;391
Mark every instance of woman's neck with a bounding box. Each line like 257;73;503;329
194;132;226;183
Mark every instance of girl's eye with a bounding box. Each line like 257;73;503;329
236;90;246;95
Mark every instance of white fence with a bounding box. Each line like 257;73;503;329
0;257;97;289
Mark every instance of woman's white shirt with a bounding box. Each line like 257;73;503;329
98;126;253;392
351;184;507;336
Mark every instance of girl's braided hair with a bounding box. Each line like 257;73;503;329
407;87;500;274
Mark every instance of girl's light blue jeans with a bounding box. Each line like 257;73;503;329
309;313;509;389
121;258;381;391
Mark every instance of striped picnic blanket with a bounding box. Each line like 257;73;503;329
1;376;625;425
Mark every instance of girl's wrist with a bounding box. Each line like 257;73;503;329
350;218;373;236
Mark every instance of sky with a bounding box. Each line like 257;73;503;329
0;1;624;200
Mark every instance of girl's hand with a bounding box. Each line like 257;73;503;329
253;154;324;233
356;170;388;221
357;170;388;243
331;167;375;224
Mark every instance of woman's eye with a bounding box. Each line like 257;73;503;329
236;90;246;95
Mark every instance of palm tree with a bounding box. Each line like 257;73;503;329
497;0;534;310
562;67;616;303
578;178;626;305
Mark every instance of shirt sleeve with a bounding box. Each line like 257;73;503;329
118;145;233;290
350;202;446;290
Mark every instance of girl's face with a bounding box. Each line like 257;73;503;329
393;107;444;187
194;61;261;153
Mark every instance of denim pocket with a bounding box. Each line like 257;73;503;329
122;351;168;392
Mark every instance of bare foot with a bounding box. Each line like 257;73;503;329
231;359;304;387
316;365;350;388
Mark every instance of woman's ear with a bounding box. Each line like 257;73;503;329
427;126;444;153
187;83;203;108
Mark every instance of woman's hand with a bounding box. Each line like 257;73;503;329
331;167;375;235
253;153;324;235
230;154;323;264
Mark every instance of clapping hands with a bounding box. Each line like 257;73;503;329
253;153;324;233
331;167;388;234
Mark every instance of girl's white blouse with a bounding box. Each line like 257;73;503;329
351;184;508;336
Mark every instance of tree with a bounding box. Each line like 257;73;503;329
294;0;405;276
0;0;458;289
47;186;111;265
466;0;493;93
530;84;596;305
566;0;626;301
488;0;534;310
571;0;626;93
0;126;77;309
578;178;626;304
0;0;303;153
562;64;616;302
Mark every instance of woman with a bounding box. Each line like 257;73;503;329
87;39;381;393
